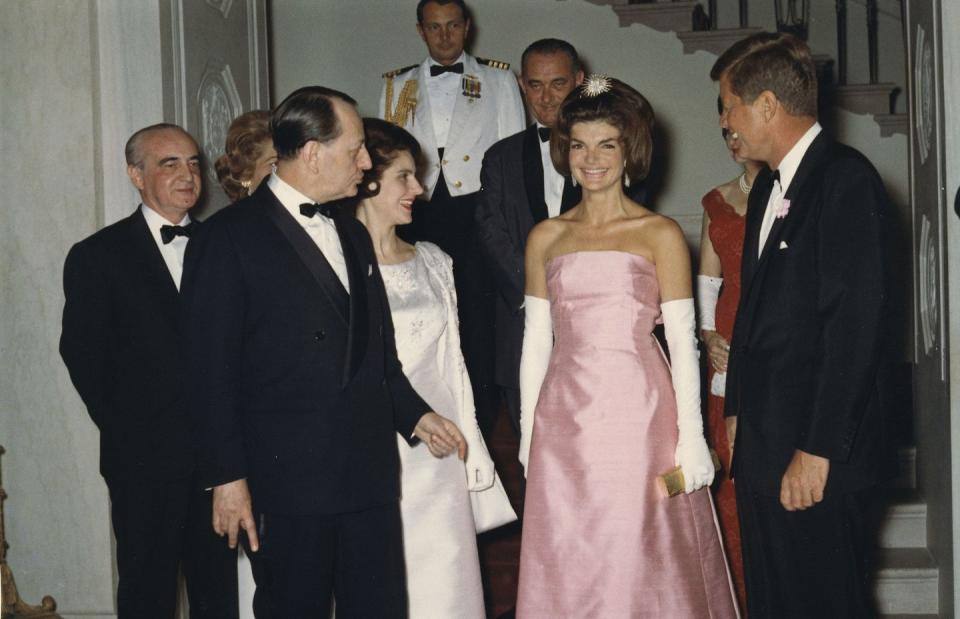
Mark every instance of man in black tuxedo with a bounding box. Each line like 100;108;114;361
60;124;238;617
476;39;649;439
183;86;466;617
716;33;897;617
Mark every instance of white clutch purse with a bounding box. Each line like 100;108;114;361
469;471;517;534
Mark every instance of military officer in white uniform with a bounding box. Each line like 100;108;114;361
379;0;525;437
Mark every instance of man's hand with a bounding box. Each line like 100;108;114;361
212;479;259;552
702;330;730;372
780;449;830;512
724;416;737;470
414;412;467;460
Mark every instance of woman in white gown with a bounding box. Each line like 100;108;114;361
353;118;515;619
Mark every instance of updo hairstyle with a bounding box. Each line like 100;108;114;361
214;110;272;201
357;117;423;200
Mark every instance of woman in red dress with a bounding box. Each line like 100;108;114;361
698;121;762;614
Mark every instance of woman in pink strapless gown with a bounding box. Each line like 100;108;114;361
516;77;738;618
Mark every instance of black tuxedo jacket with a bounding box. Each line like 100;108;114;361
181;183;429;515
724;132;898;496
60;208;196;481
475;124;647;389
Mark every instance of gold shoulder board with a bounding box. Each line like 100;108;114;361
477;57;511;70
382;64;418;79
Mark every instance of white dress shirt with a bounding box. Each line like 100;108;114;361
537;123;565;218
757;122;822;256
141;204;191;290
426;53;466;149
268;173;350;292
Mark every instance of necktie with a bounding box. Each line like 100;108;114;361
299;202;336;219
430;62;464;77
537;126;551;143
160;223;194;244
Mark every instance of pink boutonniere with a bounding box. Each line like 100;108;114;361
774;198;791;219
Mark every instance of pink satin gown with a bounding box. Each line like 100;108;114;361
517;251;738;618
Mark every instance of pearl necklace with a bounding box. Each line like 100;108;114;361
738;172;753;195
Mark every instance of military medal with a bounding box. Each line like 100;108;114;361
461;74;481;101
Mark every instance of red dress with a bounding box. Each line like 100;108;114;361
702;188;747;613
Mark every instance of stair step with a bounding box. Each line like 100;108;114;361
876;113;909;137
612;1;699;32
836;82;899;116
878;615;940;619
873;548;939;615
876;489;927;548
676;27;763;56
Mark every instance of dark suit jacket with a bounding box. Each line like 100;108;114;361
60;208;196;481
181;182;429;515
475;124;647;389
724;132;898;496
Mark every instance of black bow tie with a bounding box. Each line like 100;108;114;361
299;202;337;219
771;169;781;186
430;62;464;77
160;223;194;244
537;126;551;143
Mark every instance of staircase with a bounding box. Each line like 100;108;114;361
603;0;907;137
874;448;940;617
579;1;936;617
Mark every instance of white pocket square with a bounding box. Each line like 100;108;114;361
368;264;373;276
779;241;788;250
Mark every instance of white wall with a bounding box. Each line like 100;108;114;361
271;0;909;245
0;1;115;615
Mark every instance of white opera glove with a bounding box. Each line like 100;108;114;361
662;298;715;493
518;295;553;476
696;275;722;332
463;422;495;491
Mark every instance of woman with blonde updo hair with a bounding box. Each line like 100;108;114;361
517;76;738;617
214;110;276;201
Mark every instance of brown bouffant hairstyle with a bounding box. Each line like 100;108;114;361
550;77;655;184
711;31;818;118
214;110;272;201
356;118;423;200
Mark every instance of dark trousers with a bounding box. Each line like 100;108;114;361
502;385;521;438
736;477;875;618
403;177;499;438
107;474;239;619
245;501;407;618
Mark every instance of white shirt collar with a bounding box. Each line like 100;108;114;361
774;121;822;194
268;172;317;216
427;52;466;70
140;203;191;233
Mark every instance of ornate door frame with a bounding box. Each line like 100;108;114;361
904;0;952;614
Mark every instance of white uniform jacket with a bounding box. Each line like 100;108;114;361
379;53;525;199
